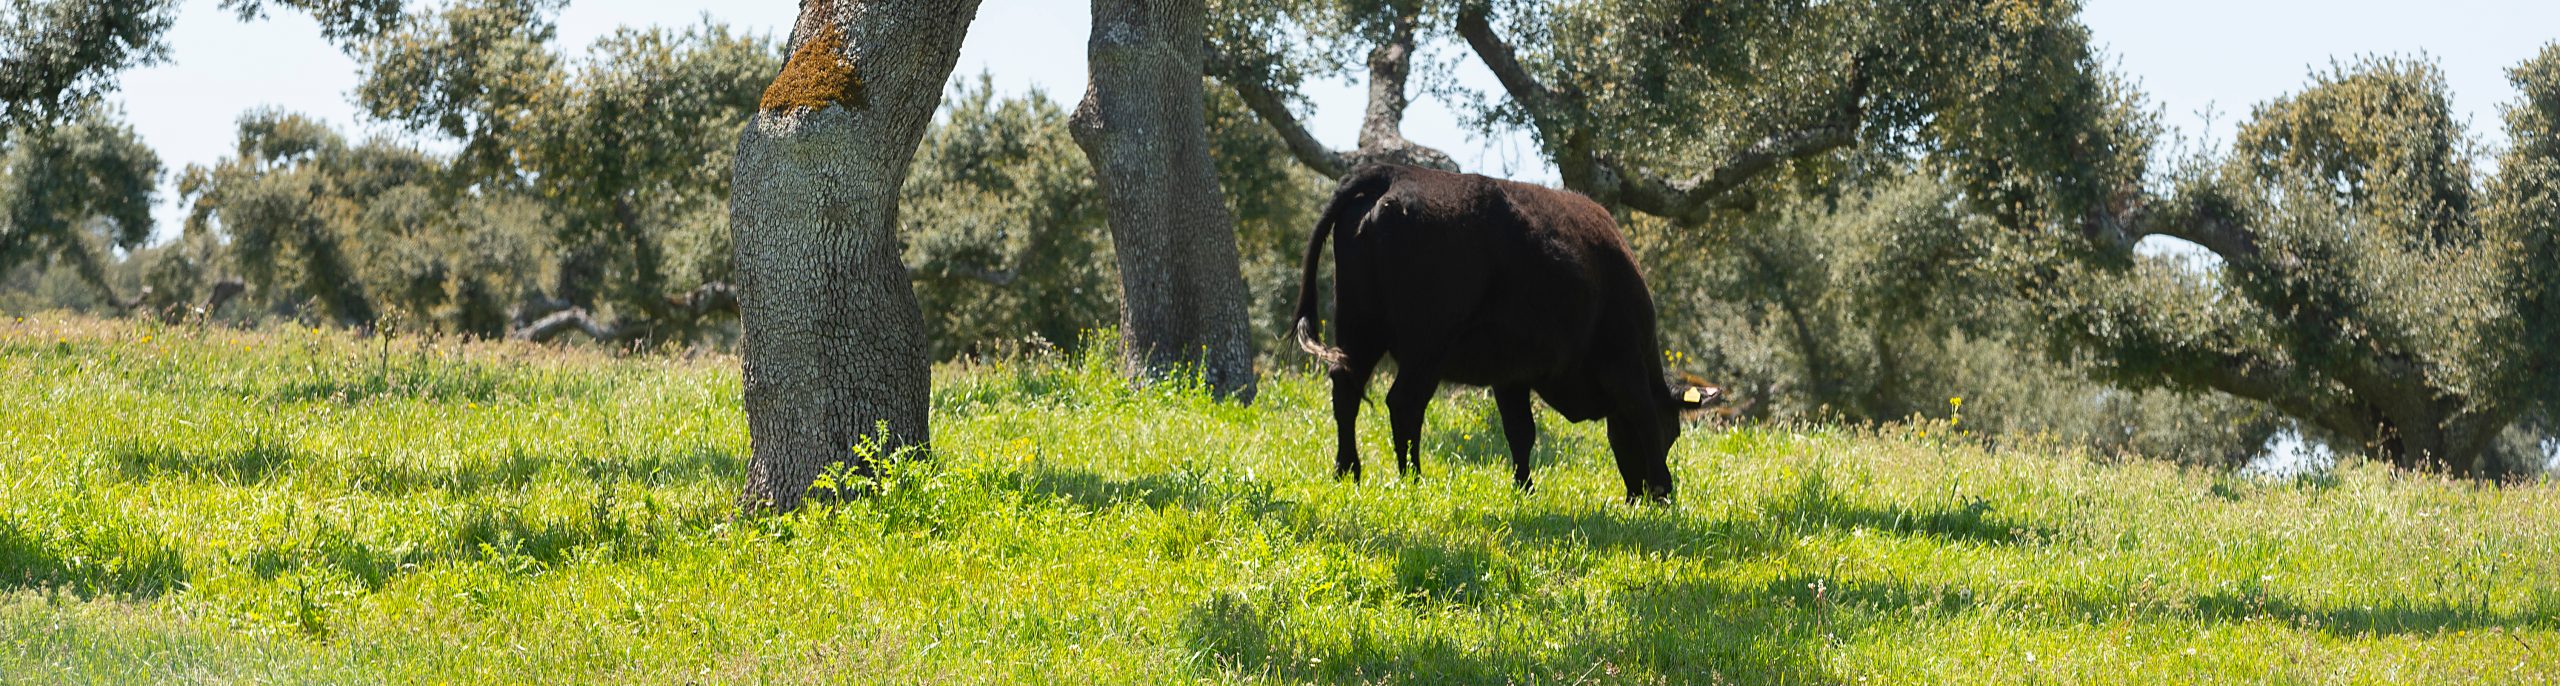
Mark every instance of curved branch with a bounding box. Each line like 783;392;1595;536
507;282;738;344
511;307;632;344
200;278;246;318
2091;185;2261;263
1208;2;1452;179
1455;4;1869;224
1212;47;1346;177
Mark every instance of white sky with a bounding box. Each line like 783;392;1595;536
108;0;2560;241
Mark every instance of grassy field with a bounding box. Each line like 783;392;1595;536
2;315;2557;684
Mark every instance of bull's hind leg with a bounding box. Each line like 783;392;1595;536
1495;384;1538;492
1384;362;1443;481
1329;352;1382;481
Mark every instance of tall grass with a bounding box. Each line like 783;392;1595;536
2;314;2556;684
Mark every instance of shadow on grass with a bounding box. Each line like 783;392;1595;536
1010;465;1292;518
210;358;610;407
106;437;738;495
1491;469;2052;560
1758;469;2055;547
1183;572;1834;685
1012;464;2553;683
107;436;297;484
357;445;741;496
2185;588;2560;636
0;513;188;600
1419;402;1601;469
1737;574;2560;639
241;485;727;590
1183;566;2560;684
933;365;1091;415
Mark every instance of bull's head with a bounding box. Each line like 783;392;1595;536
1665;372;1727;413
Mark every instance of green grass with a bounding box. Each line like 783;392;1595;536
2;314;2558;684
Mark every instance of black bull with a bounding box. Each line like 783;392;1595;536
1291;163;1716;503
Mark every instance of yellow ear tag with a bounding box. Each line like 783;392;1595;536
1682;388;1704;404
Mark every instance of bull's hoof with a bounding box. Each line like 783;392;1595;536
1621;492;1675;506
1334;461;1363;482
1638;486;1676;506
1513;475;1535;493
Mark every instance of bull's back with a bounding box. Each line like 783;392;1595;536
1347;170;1631;386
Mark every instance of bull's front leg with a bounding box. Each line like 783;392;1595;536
1495;384;1539;492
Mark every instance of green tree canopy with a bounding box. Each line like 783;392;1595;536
0;0;177;130
0;104;159;306
3;0;410;131
179;110;545;333
900;77;1115;360
2022;53;2560;476
354;0;776;341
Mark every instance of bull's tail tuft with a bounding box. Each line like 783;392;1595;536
1294;316;1343;365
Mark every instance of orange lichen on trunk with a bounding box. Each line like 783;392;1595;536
760;24;865;114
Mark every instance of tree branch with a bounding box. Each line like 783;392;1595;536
200;278;246;319
1455;3;1870;224
1208;1;1452;179
1211;46;1346;178
511;307;629;344
507;282;737;344
2059;291;2366;444
2090;186;2261;263
1341;6;1455;172
2087;185;2452;438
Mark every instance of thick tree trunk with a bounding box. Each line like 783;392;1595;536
1072;0;1259;402
731;0;982;512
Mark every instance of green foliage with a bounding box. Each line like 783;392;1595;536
528;20;774;302
0;0;177;130
900;78;1116;359
2018;55;2560;476
2494;46;2560;424
898;76;1327;361
354;1;776;336
5;317;2559;682
354;0;566;181
1634;169;2279;464
1865;0;2156;231
0;0;404;131
1207;0;1419;107
179;110;546;333
217;0;405;45
1500;0;1859;160
0;492;188;600
0;104;160;304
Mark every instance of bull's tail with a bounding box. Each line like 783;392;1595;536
1290;210;1346;366
1291;167;1396;366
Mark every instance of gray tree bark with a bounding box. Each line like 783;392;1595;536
1071;0;1259;402
732;0;982;512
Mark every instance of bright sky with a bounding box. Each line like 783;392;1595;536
108;0;2560;241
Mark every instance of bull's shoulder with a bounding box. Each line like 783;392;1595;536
1484;176;1597;217
1487;180;1618;240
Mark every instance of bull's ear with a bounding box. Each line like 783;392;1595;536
1667;382;1723;409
